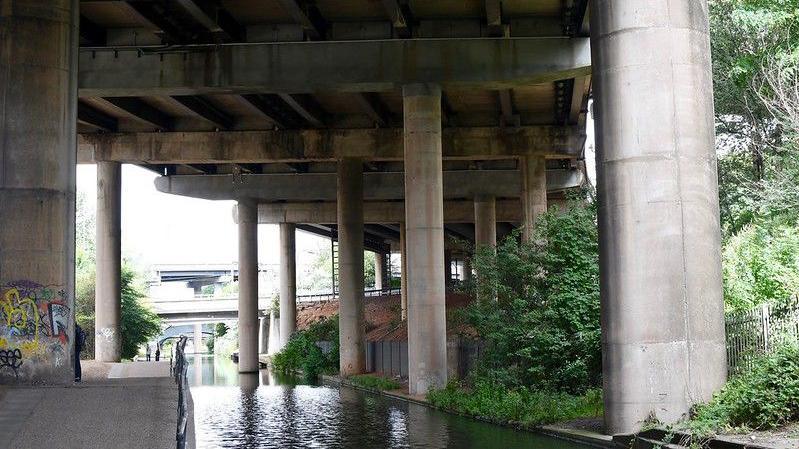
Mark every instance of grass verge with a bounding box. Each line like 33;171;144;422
349;374;402;391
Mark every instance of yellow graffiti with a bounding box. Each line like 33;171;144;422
1;288;40;342
19;340;43;358
0;337;7;349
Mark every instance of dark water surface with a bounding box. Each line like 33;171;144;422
187;355;590;449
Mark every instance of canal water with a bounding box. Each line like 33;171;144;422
187;355;590;449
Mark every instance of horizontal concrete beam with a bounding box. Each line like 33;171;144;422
78;126;582;164
254;200;523;224
153;169;584;202
79;38;591;97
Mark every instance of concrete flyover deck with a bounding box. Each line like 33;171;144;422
0;361;178;449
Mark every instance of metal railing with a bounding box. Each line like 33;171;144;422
296;287;401;303
172;335;189;449
726;299;799;374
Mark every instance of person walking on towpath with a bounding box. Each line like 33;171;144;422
146;343;151;361
155;345;161;361
74;324;86;382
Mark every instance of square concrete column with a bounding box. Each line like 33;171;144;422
474;195;497;250
237;200;260;373
591;0;727;434
337;158;366;376
403;84;447;395
0;0;78;383
522;156;547;242
399;222;408;321
95;162;122;362
279;223;297;349
374;252;386;291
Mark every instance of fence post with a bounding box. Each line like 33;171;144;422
762;303;771;354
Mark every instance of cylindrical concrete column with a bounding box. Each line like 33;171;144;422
0;0;78;383
374;252;386;291
522;156;547;242
279;223;297;349
591;1;726;434
95;162;122;362
474;195;497;250
403;84;447;395
259;316;269;354
194;323;203;354
337;158;366;376
237;200;260;373
399;223;408;321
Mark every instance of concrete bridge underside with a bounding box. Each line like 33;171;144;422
0;0;726;435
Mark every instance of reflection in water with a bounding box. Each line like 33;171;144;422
188;355;590;449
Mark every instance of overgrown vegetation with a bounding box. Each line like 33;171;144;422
429;380;602;428
430;194;602;426
349;374;401;391
272;315;339;380
682;345;799;437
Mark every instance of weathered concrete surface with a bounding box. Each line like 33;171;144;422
155;169;585;202
0;0;78;383
474;195;497;249
95;161;122;362
400;223;408;321
591;0;727;435
78;37;591;96
78;126;583;163
374;252;386;291
237;200;259;373
0;365;176;449
337;158;366;376
279;223;297;349
522;156;548;242
253;200;525;224
404;84;447;395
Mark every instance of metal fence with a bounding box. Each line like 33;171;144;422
171;335;190;449
726;300;799;374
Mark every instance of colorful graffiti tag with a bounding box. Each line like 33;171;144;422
0;280;71;376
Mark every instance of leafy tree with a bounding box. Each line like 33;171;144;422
215;322;229;338
464;195;601;394
119;266;162;359
272;316;339;380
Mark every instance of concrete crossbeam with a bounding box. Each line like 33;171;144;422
252;200;524;224
77;126;582;164
154;169;584;202
78;38;591;97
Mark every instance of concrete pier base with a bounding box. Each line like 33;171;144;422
237;200;259;373
279;223;297;349
0;0;79;383
403;84;447;395
95;161;122;362
337;158;366;376
591;0;727;434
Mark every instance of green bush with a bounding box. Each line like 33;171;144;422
428;380;603;428
119;267;162;360
686;344;799;435
350;374;401;391
464;195;601;393
272;316;339;380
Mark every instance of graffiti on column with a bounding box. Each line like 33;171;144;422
0;280;71;375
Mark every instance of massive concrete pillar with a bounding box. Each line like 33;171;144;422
374;252;386;291
399;223;408;321
522;156;547;242
237;200;259;373
337;158;366;376
0;0;78;383
95;162;122;362
591;1;726;434
403;84;447;395
259;316;269;354
474;195;497;250
279;223;297;349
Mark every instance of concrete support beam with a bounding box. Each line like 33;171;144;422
337;158;366;376
0;0;78;383
254;199;524;224
237;200;259;373
400;223;408;321
95;161;122;362
591;0;726;434
78;38;591;97
522;156;548;242
279;223;297;349
155;169;585;202
404;84;447;395
78;126;583;164
474;195;497;250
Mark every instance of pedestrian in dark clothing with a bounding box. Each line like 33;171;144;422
75;324;86;382
155;346;161;361
146;344;151;361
